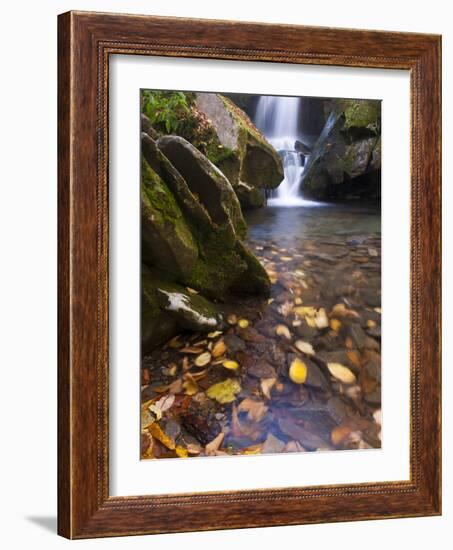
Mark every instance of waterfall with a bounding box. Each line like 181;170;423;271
254;95;313;206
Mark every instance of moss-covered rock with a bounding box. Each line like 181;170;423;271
141;135;270;314
141;156;199;278
195;93;284;191
301;99;381;201
141;268;223;353
235;181;267;209
157;135;247;240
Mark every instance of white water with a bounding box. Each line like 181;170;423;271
255;95;315;207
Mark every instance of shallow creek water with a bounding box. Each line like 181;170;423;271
141;204;382;459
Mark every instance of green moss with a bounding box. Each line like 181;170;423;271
141;157;196;254
340;100;381;132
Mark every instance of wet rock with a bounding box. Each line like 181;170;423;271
141;155;199;279
142;268;222;353
248;360;277;379
141;113;160;140
194;93;284;190
235;181;266;209
180;399;222;445
157;135;247;238
349;324;367;350
277;418;329;451
295;320;318;340
156;285;222;332
224;333;246;353
301;99;381;201
262;433;286;454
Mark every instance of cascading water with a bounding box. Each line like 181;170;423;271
254;95;314;206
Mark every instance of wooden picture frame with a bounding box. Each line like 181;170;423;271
58;10;442;539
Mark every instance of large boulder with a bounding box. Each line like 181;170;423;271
301;99;381;201
141;156;198;279
142;268;223;353
141;135;271;308
195;93;284;192
157;135;247;239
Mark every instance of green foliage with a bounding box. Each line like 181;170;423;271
142;91;192;134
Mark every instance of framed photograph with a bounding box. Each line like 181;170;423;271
58;11;441;538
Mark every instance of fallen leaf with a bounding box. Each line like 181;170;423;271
275;324;292;340
238;318;249;328
148;423;175;450
206;378;241;403
294;340;315;356
366;319;377;328
289;358;308;384
293;306;316;317
168;378;184;394
180;346;204;354
175;445;188;458
330;318;342;332
222;360;239;371
168;335;183;349
194;351;211;367
154;394;175;413
205;432;224;455
327;363;357;384
183;378;199;396
261;377;276;399
315;308;329;329
243;444;263;455
330;303;359;319
212;339;226;358
186;443;202;455
207;330;223;339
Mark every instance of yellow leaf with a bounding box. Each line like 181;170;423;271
175;445;188;458
327;362;357;384
183;378;198;395
222;360;239;371
293;306;316;317
206;378;241;404
330;318;342;332
148;423;175;450
289;358;308;384
207;330;223;339
238;319;249;328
